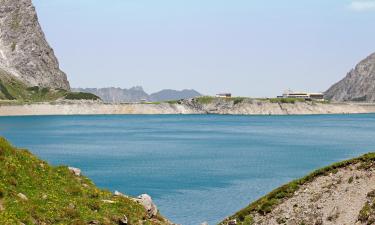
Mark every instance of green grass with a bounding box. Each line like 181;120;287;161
196;96;215;104
268;98;306;104
222;152;375;225
0;137;169;225
0;70;100;103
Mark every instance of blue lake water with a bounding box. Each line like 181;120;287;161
1;114;375;224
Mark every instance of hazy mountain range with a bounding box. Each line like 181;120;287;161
72;87;202;103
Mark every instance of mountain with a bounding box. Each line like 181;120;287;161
0;0;70;90
222;152;375;225
325;52;375;102
149;89;202;102
73;87;202;103
72;87;149;103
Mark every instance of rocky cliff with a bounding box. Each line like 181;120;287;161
0;0;70;90
325;52;375;102
222;153;375;225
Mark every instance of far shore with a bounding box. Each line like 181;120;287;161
1;100;375;116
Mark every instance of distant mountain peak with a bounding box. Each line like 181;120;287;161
325;52;375;102
72;87;202;103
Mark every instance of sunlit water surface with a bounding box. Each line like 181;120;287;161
1;114;375;224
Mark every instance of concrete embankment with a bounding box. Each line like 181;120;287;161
1;99;375;116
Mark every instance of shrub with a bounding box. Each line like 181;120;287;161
65;92;100;101
358;203;371;222
233;97;246;105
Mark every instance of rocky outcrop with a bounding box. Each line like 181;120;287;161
0;0;70;90
136;194;158;218
325;52;375;102
222;153;375;225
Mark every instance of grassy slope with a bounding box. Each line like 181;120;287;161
222;152;375;225
0;70;99;103
0;137;169;225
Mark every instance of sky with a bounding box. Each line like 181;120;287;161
32;0;375;97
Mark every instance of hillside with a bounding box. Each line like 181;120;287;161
73;87;202;103
221;153;375;225
0;137;171;225
325;52;375;102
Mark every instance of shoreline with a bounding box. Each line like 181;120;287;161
1;101;375;116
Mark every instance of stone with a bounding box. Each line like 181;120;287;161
68;167;81;176
119;215;128;225
0;0;70;90
114;190;125;197
136;194;158;218
88;220;100;225
228;219;237;225
17;193;28;201
200;222;208;225
101;200;115;204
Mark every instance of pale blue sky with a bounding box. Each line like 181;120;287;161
33;0;375;97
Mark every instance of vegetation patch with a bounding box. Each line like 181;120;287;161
269;98;306;104
222;152;375;225
196;96;215;104
0;137;169;225
64;92;100;101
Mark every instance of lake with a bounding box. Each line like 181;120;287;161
1;114;375;225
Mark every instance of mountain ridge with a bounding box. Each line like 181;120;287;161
73;87;202;103
325;52;375;102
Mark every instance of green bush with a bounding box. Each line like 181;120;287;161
65;92;100;101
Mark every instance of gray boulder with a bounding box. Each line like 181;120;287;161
136;194;158;218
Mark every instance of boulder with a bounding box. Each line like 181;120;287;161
136;194;158;218
119;215;128;225
114;190;126;197
68;167;81;176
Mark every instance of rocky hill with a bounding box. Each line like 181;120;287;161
0;137;171;225
221;153;375;225
0;0;70;90
73;87;202;103
325;52;375;102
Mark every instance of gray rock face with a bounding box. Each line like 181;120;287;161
0;0;70;90
136;194;158;218
325;52;375;102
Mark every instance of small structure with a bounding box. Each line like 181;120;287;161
280;90;324;101
216;93;232;98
